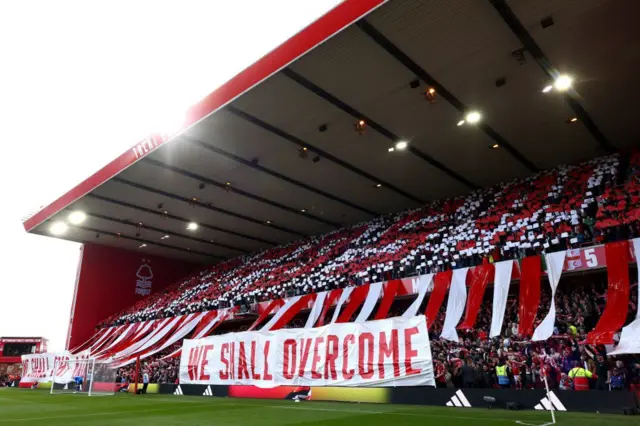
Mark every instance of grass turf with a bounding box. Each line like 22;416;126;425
0;388;636;425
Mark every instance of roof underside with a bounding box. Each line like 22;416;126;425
25;0;640;263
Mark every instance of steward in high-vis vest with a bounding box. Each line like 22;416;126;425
496;359;510;388
568;361;595;391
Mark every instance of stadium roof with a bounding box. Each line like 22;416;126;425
23;0;640;263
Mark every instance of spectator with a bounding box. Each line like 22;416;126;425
594;353;610;390
568;361;594;391
461;358;476;388
496;359;510;389
610;368;625;391
141;370;149;394
559;373;572;390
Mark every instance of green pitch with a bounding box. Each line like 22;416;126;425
0;389;635;425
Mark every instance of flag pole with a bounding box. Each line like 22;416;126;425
541;361;556;425
134;356;140;395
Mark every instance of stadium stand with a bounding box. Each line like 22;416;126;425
99;153;624;327
79;152;640;391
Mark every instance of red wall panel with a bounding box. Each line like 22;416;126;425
67;243;198;349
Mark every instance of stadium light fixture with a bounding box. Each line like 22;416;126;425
161;235;170;240
425;87;436;103
554;74;573;91
68;211;86;225
139;244;147;248
375;183;382;188
457;120;465;126
394;141;408;151
491;143;499;149
186;222;198;231
50;221;68;236
542;85;553;93
465;111;482;124
388;147;395;152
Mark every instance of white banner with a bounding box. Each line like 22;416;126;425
403;274;433;318
50;353;91;384
490;260;514;338
305;291;327;328
180;315;434;388
610;238;640;354
20;352;90;384
20;353;55;383
441;267;468;342
533;250;567;341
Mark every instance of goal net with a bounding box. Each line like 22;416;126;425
50;358;118;396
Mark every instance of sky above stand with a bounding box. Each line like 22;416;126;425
0;0;342;351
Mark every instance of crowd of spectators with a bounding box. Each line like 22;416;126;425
595;151;640;240
0;373;20;387
100;154;631;328
111;273;640;391
428;278;640;391
115;344;181;387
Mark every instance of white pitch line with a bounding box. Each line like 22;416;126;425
138;399;548;424
0;408;164;423
0;397;551;424
276;406;384;414
271;405;527;422
515;422;554;426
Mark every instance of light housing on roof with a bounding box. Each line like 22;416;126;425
186;222;198;231
50;221;68;236
554;74;573;91
68;211;86;225
395;141;408;150
465;111;482;124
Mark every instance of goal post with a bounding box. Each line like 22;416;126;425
88;359;118;396
50;357;117;396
